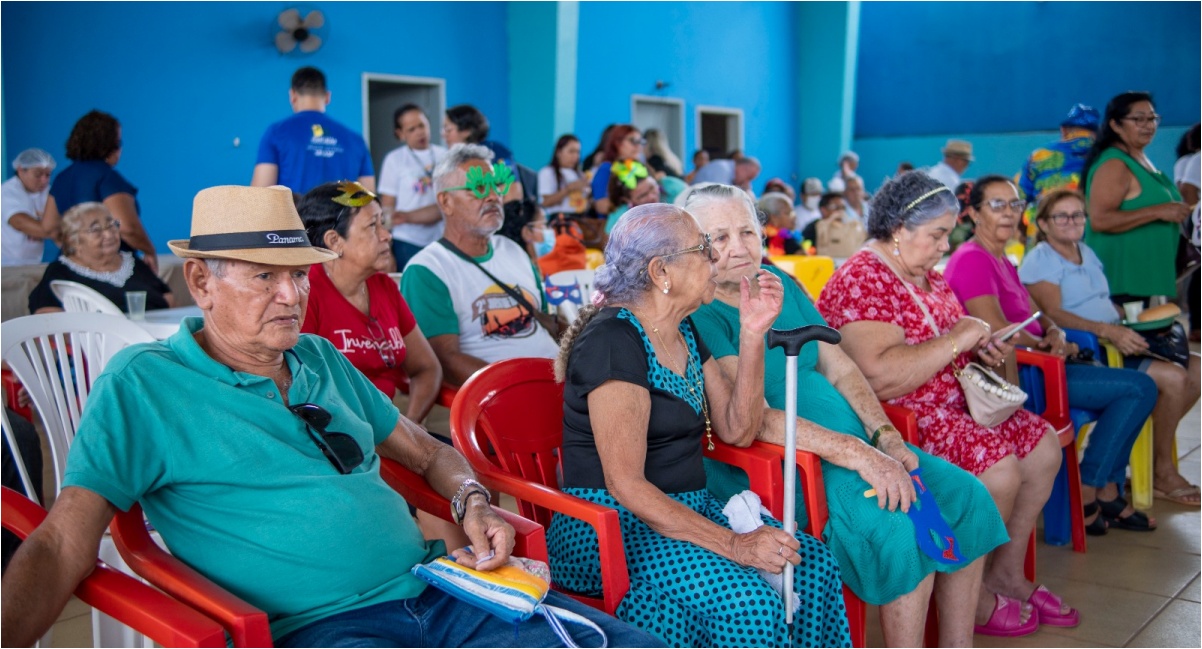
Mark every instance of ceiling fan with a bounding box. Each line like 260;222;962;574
274;8;325;54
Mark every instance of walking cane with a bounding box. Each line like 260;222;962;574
766;324;842;624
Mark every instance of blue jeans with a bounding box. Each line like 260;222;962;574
391;239;426;272
1066;364;1158;488
276;587;665;648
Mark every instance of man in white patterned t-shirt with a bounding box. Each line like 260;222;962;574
378;104;448;270
401;144;558;386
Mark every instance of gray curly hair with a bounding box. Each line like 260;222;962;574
866;171;959;240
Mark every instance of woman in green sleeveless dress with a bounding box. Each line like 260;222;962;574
1083;92;1191;302
1083;92;1200;506
684;184;1010;646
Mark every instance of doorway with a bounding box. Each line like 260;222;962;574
362;73;446;179
631;95;685;164
696;106;744;158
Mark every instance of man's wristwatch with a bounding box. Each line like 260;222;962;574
450;479;491;526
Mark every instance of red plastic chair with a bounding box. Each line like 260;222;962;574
449;357;631;615
109;457;546;648
1015;348;1086;554
2;367;31;421
882;399;1039;647
1;487;226;648
394;373;459;409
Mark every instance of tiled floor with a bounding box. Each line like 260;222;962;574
44;389;1202;648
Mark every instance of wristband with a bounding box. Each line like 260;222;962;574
870;424;898;448
949;336;959;361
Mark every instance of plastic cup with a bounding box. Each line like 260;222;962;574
1122;301;1144;323
125;291;147;320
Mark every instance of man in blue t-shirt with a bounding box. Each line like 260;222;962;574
251;66;375;194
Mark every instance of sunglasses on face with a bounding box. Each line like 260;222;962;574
626;136;647;146
288;403;365;475
440;161;516;199
980;198;1027;213
365;317;397;369
660;233;717;263
1048;210;1088;225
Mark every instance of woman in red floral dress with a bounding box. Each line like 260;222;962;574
817;171;1075;637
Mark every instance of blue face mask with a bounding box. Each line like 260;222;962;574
534;227;556;257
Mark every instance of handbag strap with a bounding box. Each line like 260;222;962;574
537;604;609;648
438;237;544;319
866;247;943;340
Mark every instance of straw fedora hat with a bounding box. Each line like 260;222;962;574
168;185;337;265
941;139;974;161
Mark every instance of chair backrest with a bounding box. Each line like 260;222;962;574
547;269;596;304
50;280;124;315
0;407;38;502
1;313;155;494
450;357;565;526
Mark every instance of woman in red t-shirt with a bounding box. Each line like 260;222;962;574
297;181;443;425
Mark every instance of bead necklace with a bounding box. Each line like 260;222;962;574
640;312;714;451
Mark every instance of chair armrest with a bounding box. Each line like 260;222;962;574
1016;348;1071;431
1063;328;1100;356
1;488;227;648
377;458;548;563
704;439;784;519
881;402;919;445
110;504;273;648
467;462;631;615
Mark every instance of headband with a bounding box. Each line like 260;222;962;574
905;186;953;212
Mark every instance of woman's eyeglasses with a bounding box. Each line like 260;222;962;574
660;233;717;263
288;403;366;475
1122;114;1161;127
626;136;647;146
84;219;121;236
981;199;1027;213
365;318;397;368
1048;211;1088;225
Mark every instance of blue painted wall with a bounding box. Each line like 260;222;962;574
856;2;1201;138
0;1;510;252
572;1;800;184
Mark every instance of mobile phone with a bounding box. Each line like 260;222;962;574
997;311;1042;342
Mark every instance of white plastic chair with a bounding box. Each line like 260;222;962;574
547;269;596;324
49;280;123;315
1;312;157;648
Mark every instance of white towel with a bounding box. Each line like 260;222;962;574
722;490;801;614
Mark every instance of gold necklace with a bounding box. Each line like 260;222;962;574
642;313;714;451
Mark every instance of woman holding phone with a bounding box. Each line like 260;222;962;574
944;175;1160;535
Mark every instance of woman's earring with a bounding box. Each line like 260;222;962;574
892;236;901;256
662;282;670;295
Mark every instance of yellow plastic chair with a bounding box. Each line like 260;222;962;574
1005;239;1026;266
769;255;836;300
585;248;605;270
1099;342;1173;510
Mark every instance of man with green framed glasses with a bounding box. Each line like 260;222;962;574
401;145;561;387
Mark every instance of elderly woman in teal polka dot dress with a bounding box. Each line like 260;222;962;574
548;203;851;647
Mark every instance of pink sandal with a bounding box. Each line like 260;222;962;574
1027;584;1079;627
974;593;1039;637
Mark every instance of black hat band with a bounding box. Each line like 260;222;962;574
188;230;311;251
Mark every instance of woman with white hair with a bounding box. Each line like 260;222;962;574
28;201;172;314
687;183;1007;646
548;203;851;647
2;148;55;266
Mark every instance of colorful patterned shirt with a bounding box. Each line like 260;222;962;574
1018;131;1095;235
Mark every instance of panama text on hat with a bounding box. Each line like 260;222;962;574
167;185;337;266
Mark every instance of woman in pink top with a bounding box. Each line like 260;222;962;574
945;175;1158;536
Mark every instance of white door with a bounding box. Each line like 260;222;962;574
362;74;446;179
631;95;686;160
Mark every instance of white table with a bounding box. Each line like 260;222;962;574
132;306;203;339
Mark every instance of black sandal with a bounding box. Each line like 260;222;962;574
1097;496;1156;532
1083;501;1108;536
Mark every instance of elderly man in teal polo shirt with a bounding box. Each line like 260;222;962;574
0;185;660;648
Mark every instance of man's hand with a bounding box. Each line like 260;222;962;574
452;497;514;571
